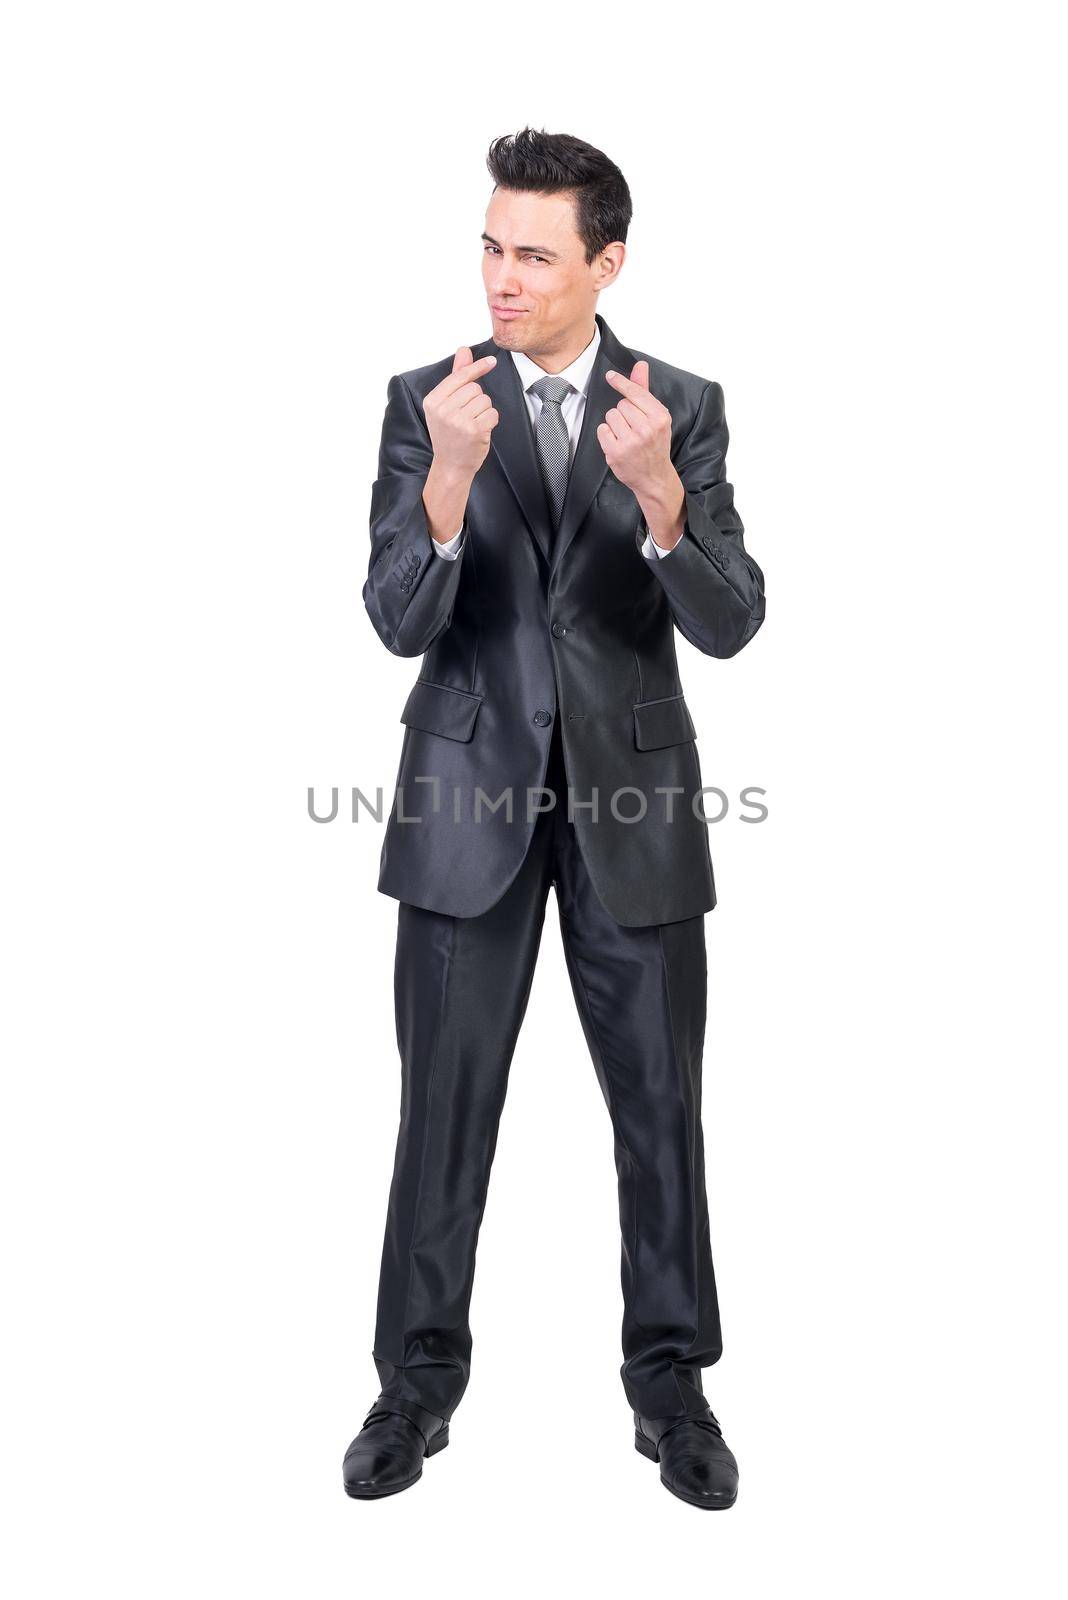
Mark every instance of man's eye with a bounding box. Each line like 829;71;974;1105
483;244;499;254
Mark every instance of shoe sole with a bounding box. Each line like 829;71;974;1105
343;1425;449;1499
659;1478;738;1510
344;1469;423;1500
635;1430;737;1510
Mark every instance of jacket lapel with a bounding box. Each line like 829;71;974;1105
551;312;635;575
474;311;637;573
474;331;554;567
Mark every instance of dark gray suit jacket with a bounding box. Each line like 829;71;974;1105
364;311;764;926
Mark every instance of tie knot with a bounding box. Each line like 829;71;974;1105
529;374;572;407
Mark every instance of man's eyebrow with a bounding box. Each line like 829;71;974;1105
481;232;559;259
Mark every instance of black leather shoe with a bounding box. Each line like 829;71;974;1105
342;1396;449;1499
634;1407;739;1509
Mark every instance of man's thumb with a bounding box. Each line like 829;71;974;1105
452;346;474;374
630;359;650;390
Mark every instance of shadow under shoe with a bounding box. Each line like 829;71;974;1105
634;1408;738;1509
343;1396;449;1500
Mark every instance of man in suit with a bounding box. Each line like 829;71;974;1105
343;128;764;1508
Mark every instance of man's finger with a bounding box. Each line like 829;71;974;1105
605;366;657;414
615;397;649;429
601;405;631;442
596;421;615;457
442;349;497;392
630;359;650;390
452;379;492;410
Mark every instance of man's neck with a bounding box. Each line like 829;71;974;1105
522;317;598;374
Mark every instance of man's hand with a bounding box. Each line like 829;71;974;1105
424;347;500;480
421;347;499;544
600;360;686;551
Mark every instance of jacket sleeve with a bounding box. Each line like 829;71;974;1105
363;374;468;657
635;380;765;658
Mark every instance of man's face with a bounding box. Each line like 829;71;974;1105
481;187;621;358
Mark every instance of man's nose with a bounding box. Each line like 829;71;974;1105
492;271;523;297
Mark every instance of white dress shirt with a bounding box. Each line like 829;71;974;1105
430;324;676;561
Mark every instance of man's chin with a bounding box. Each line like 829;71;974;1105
489;316;529;349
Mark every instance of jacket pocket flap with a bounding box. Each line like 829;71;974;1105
400;680;483;742
633;693;697;750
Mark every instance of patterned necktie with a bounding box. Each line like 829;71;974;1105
529;374;574;532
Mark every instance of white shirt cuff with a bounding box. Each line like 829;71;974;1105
431;523;465;560
641;526;680;559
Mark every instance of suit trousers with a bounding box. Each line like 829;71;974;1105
372;719;723;1421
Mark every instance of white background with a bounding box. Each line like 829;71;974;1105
2;2;1065;1594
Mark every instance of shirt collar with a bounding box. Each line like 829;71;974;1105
510;323;601;399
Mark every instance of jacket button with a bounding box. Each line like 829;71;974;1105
551;621;568;638
532;709;553;727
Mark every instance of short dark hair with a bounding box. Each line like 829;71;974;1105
486;128;632;264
